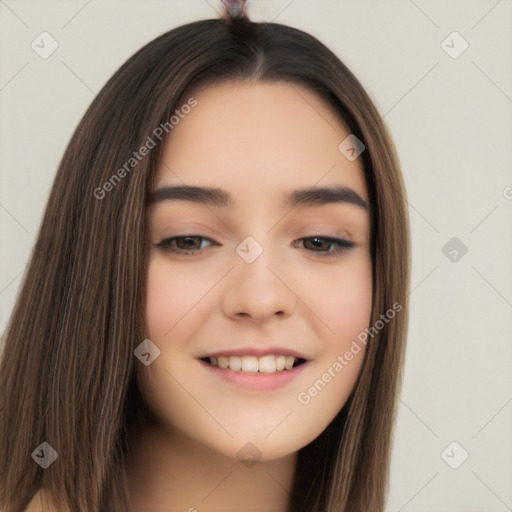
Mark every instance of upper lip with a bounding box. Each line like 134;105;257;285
198;347;309;360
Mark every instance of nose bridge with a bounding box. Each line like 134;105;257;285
234;234;280;289
235;234;267;266
220;233;296;321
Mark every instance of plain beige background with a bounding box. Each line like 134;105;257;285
1;1;511;510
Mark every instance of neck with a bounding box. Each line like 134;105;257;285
124;418;297;512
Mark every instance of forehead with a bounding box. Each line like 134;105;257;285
153;80;367;201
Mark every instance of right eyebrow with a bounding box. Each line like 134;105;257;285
148;185;234;208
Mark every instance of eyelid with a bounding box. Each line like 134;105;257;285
295;223;353;239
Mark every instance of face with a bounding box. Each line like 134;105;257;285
142;80;372;461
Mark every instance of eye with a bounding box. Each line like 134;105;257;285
293;236;354;256
155;236;217;255
154;235;354;257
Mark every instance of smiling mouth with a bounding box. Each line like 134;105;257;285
200;355;307;374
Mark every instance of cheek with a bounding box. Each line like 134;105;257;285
291;254;372;422
302;253;373;344
145;259;179;339
145;255;218;339
247;251;372;448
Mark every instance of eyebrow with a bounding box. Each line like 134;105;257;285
148;185;368;212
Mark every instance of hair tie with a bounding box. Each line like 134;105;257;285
220;0;248;21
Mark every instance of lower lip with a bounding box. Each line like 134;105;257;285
199;359;309;391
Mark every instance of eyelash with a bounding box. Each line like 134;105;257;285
154;235;354;257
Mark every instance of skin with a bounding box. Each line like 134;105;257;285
125;80;372;512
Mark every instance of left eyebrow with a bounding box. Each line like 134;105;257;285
284;185;368;212
148;185;368;212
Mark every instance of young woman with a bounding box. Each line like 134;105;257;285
0;2;410;511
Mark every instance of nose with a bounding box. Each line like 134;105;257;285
220;244;297;324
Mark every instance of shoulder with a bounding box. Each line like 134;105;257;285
24;490;47;512
24;489;61;512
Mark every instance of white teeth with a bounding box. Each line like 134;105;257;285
228;356;242;371
241;356;258;373
258;355;276;373
217;356;229;369
208;354;302;373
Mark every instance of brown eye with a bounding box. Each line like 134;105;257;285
176;237;202;250
155;236;216;254
303;237;331;251
295;236;354;256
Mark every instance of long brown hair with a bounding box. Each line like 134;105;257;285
0;15;410;512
